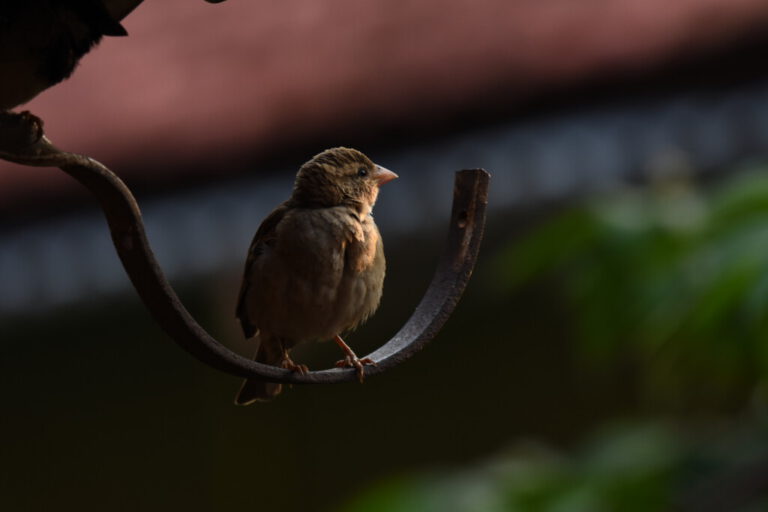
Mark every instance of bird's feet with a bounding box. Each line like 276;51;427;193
280;352;309;375
335;355;377;383
333;334;377;383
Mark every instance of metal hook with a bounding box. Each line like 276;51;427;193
0;112;489;384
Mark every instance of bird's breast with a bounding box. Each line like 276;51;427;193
248;207;385;342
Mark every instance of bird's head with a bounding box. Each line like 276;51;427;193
292;147;398;213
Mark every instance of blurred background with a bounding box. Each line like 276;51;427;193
3;0;768;510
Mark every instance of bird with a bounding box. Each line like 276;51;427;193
0;0;142;111
0;0;228;112
235;147;398;405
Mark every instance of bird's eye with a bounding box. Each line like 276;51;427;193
357;167;368;177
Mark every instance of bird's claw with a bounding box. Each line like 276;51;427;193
281;357;309;375
335;356;377;383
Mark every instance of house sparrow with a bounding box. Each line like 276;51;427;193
0;0;140;111
235;147;398;405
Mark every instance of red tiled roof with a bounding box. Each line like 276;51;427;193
2;0;768;200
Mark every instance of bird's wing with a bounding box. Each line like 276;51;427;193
235;203;289;338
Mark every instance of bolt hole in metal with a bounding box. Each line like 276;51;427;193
457;210;469;229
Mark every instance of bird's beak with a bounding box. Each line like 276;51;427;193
373;165;398;186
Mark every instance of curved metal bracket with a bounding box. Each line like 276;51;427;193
0;112;489;384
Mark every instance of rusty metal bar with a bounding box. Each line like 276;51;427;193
0;111;489;384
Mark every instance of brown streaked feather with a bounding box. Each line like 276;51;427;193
236;203;290;338
243;206;354;343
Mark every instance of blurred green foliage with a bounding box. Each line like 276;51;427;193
7;165;768;511
341;166;768;512
341;422;768;512
500;167;768;405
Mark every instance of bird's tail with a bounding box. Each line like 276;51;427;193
234;334;283;405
